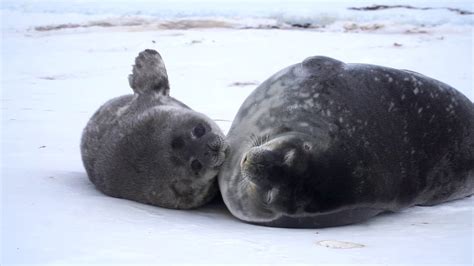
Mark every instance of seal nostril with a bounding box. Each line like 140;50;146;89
191;159;203;173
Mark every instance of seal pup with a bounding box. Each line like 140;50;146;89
81;49;228;209
219;56;474;227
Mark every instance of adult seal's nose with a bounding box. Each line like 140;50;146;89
242;147;280;167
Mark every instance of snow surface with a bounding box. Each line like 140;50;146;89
1;1;473;264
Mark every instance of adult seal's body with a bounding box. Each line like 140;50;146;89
81;49;227;209
219;56;474;228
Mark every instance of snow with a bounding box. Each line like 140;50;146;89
1;1;473;264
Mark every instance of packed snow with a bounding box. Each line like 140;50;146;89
1;0;473;264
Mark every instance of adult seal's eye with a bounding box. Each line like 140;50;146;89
303;143;312;151
193;123;206;138
191;159;203;173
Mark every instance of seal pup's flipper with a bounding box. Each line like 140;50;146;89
128;49;170;96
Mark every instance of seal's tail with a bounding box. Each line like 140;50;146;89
128;49;170;96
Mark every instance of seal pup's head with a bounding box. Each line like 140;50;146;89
116;105;228;209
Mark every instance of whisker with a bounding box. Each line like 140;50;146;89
248;133;270;148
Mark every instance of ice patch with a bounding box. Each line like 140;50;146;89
4;0;473;33
317;240;365;249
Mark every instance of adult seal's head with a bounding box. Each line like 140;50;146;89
81;49;228;209
219;56;474;228
238;130;328;218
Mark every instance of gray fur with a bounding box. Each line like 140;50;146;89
219;56;474;228
81;49;228;209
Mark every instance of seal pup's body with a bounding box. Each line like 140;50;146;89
81;49;227;209
219;56;474;227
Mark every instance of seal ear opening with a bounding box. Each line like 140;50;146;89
129;49;170;96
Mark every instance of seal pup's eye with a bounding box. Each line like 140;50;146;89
191;159;203;173
193;123;206;138
171;137;185;149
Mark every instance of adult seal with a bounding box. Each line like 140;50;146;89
81;49;228;209
219;56;474;228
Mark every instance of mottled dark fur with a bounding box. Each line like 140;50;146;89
81;50;227;209
219;56;474;228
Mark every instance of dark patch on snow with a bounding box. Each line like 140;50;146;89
348;5;473;15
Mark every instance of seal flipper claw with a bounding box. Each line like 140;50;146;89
128;49;170;96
